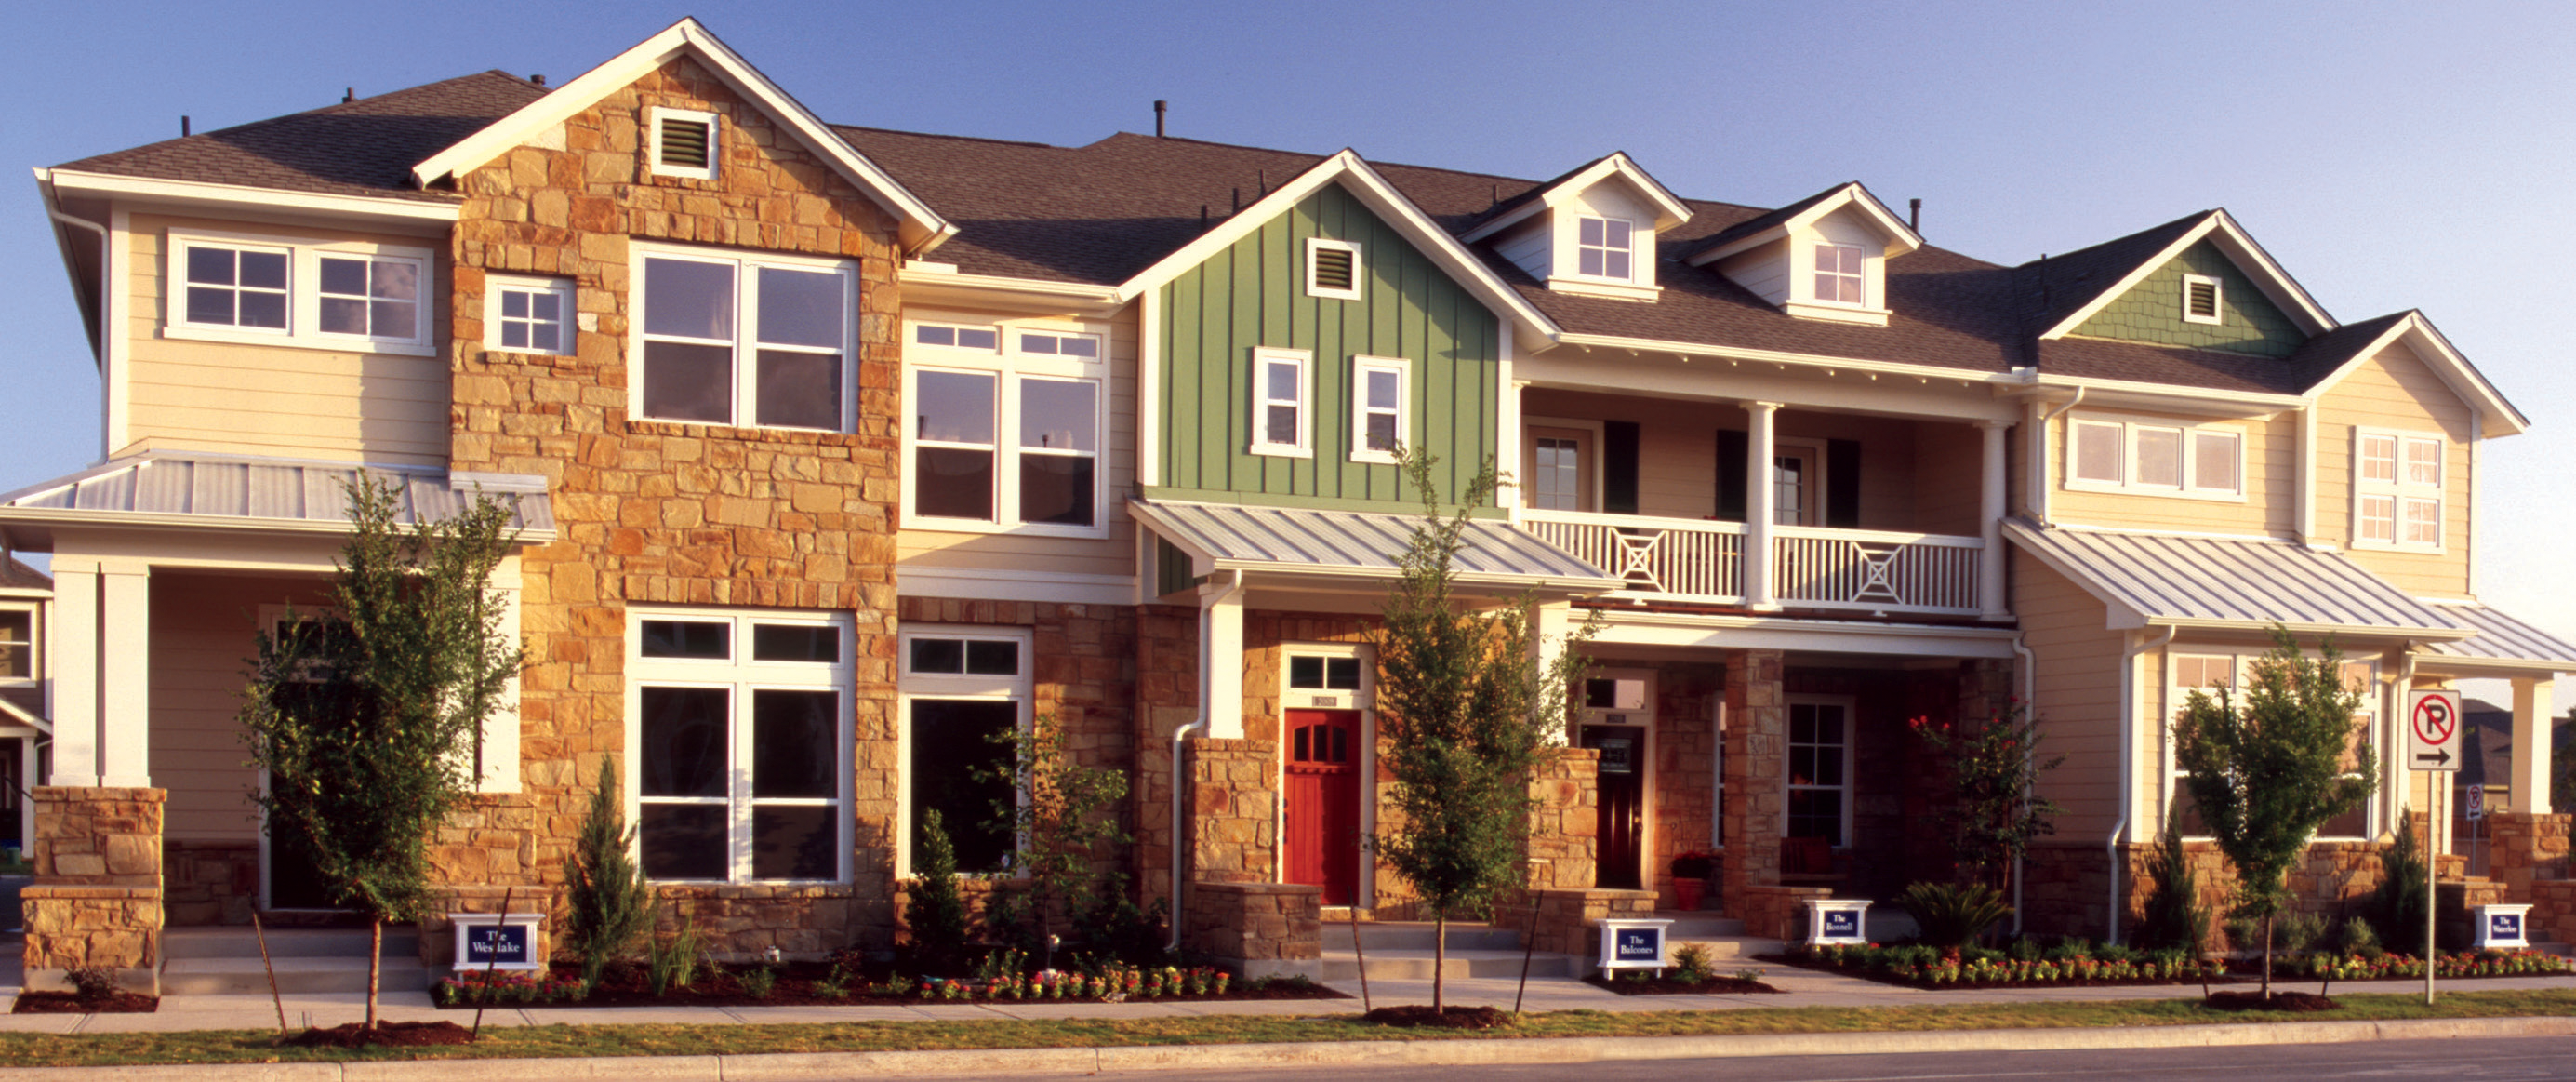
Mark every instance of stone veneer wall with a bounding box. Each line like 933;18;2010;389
1130;605;1197;915
2020;830;2476;949
1188;740;1278;887
162;840;258;927
1737;884;1832;942
2486;813;2569;895
1719;649;1784;921
1524;887;1655;963
1523;748;1600;895
23;788;166;991
441;54;904;954
1636;661;1720;909
1183;881;1321;979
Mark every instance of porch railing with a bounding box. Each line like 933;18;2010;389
1518;510;1985;618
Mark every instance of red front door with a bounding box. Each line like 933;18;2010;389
1284;709;1361;905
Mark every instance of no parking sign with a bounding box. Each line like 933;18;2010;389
2406;689;2462;772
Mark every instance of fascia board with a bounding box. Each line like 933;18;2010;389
1589;610;2021;658
1601;154;1695;230
407;19;953;253
2012;372;2307;412
40;168;459;224
896;264;1125;313
0;507;561;547
1219;559;1620;596
1454;154;1693;245
2415;656;2576;675
1550;332;2022;387
2204;213;2334;335
1683;183;1921;267
1112;151;1560;343
1454;195;1547;245
0;697;47;734
2301;314;2528;437
2143;614;2473;641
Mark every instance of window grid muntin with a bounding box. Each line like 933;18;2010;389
2065;415;2243;498
1574;216;1634;281
1249;348;1311;456
1785;698;1852;847
169;233;435;351
488;274;575;355
1813;243;1866;305
1350;356;1407;463
2351;427;2444;551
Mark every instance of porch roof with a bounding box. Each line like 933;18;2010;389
0;452;558;549
2418;602;2576;673
1130;498;1623;594
2002;519;2470;639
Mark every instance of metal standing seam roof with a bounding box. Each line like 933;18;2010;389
1129;499;1621;590
2420;602;2576;670
2001;520;2467;637
0;453;556;537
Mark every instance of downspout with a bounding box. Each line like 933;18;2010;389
2108;623;2176;945
2010;633;2037;934
1169;568;1247;952
2029;388;2086;527
1165;713;1209;952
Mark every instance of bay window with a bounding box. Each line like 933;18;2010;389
636;246;855;432
906;321;1108;534
630;609;852;884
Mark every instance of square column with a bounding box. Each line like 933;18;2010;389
1978;421;2012;621
1720;648;1785;909
41;558;151;789
1199;573;1245;738
2512;677;2554;816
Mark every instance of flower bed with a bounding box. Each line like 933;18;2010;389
2251;948;2570;982
432;960;1345;1009
1780;941;2572;991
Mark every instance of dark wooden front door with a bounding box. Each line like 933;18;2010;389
1284;709;1361;905
1583;725;1646;889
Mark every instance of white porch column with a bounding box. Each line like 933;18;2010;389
1532;599;1576;741
46;559;99;788
1743;400;1780;611
1199;572;1246;739
2512;676;2555;815
1978;421;2012;621
96;562;151;788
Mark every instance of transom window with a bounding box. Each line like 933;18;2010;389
1813;244;1865;305
2067;416;2244;499
1575;217;1634;281
485;274;574;355
1250;348;1311;457
636;247;854;432
901;628;1029;875
1786;697;1852;847
1350;356;1407;464
907;321;1108;534
169;234;434;354
2354;429;2444;550
630;610;852;884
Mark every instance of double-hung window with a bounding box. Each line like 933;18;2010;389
630;610;851;884
2353;428;2444;550
900;626;1029;875
1350;355;1407;464
0;606;34;683
637;246;854;432
1813;243;1866;305
1786;696;1853;847
907;321;1108;534
2065;415;2244;499
485;274;575;355
1249;348;1311;457
168;233;434;355
1574;216;1635;281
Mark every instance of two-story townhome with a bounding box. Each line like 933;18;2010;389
7;20;2571;989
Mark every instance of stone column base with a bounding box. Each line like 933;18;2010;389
22;886;163;995
1738;884;1832;942
1524;887;1654;971
1183;881;1321;980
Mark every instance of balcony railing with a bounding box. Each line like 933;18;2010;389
1519;510;1986;618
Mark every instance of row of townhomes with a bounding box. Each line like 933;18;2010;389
7;20;2575;991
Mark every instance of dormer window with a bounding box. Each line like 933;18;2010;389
1814;244;1865;305
2181;273;2222;325
1686;181;1922;328
1575;217;1634;281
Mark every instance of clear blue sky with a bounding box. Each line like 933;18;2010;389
5;1;2571;700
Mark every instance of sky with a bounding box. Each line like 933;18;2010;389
2;0;2571;702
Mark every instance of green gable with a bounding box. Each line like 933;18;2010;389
1153;182;1501;511
2070;240;2306;357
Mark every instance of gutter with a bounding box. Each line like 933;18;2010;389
2109;624;2175;944
2011;633;2036;935
2029;388;2084;527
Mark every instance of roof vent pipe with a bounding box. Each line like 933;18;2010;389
1908;198;1921;233
180;115;190;137
1154;100;1166;138
531;73;547;87
343;87;355;103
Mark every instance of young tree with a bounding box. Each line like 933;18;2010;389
1910;702;2065;892
904;808;971;976
562;758;653;993
1369;453;1592;1013
2171;629;2377;997
973;714;1135;956
240;475;523;1029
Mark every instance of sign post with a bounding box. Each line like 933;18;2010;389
2407;688;2463;1006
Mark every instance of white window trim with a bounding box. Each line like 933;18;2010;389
649;106;721;182
1305;238;1362;301
484;274;576;356
2061;412;2249;502
896;623;1033;878
1249;347;1313;459
2350;426;2446;553
1348;355;1408;465
629;241;859;434
1567;214;1640;285
0;601;36;687
900;317;1111;539
626;608;854;885
2180;273;2224;326
2164;650;2378;842
1784;693;1856;849
1809;241;1868;309
165;229;437;356
1281;643;1373;711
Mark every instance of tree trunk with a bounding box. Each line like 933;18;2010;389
2260;911;2274;999
367;918;383;1031
1432;910;1446;1013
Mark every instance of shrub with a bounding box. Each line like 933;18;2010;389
2005;935;2041;962
905;809;970;976
2043;937;2093;962
2274;910;2327;955
2370;808;2432;956
2339;915;2381;955
1672;942;1715;982
738;965;777;1000
647;919;705;996
2131;812;2211;954
1899;881;2012;951
65;967;117;1002
562;758;654;993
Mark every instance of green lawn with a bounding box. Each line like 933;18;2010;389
5;990;2571;1069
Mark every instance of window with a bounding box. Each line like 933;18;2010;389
907;321;1108;533
168;234;434;354
1289;655;1362;692
1813;243;1865;305
1524;424;1594;512
485;275;574;355
630;610;850;883
1285;648;1371;711
1575;217;1634;281
1773;445;1820;526
0;608;32;681
636;247;854;432
2181;273;2223;325
1350;356;1407;464
901;627;1029;875
2169;653;2375;839
2353;428;2444;550
2065;415;2244;499
1786;696;1852;847
1307;238;1361;301
1250;348;1311;457
650;107;720;181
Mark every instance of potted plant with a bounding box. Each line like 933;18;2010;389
1671;850;1717;911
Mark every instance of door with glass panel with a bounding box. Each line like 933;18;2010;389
1525;426;1594;511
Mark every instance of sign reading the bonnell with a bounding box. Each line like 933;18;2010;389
464;922;532;966
1614;926;1663;963
1821;909;1861;938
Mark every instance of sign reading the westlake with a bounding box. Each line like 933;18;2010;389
2406;689;2463;772
464;922;532;966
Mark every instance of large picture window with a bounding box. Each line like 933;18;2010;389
906;322;1108;534
900;627;1029;875
630;610;851;884
636;246;855;432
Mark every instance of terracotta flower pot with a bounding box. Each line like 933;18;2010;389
1674;876;1706;911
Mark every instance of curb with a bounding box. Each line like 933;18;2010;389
7;1014;2576;1079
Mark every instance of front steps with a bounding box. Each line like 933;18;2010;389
1321;914;1786;980
160;926;425;995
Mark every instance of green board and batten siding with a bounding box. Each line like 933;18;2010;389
2070;240;2306;357
1155;182;1501;511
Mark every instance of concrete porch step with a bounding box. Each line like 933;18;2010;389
163;926;420;960
1322;921;1525;953
1670;936;1786;961
1322;947;1575;981
160;955;429;995
1645;912;1745;938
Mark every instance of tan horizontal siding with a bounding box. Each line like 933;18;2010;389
2315;341;2473;596
151;573;332;842
2014;549;2128;836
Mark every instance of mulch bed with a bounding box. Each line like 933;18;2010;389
1362;1004;1515;1029
2204;990;2338;1012
12;992;158;1014
443;961;1348;1009
1585;974;1786;995
287;1021;475;1048
1759;955;2249;993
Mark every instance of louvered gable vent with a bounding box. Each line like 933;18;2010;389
1313;247;1352;290
649;107;719;180
1306;238;1361;300
2182;273;2221;324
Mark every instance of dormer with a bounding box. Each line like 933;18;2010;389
1461;154;1692;301
1683;181;1921;327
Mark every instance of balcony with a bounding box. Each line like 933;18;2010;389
1520;510;1988;618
